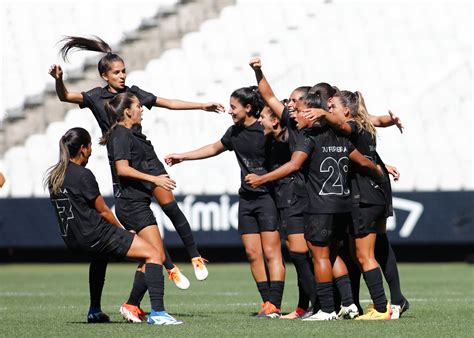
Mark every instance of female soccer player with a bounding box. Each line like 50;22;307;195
245;93;384;320
49;35;219;282
165;86;285;318
249;58;324;319
310;90;408;319
45;127;182;325
48;35;218;320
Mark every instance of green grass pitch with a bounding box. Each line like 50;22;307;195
0;263;473;337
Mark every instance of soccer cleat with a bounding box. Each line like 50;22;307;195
120;303;147;323
262;302;281;319
147;311;184;325
167;265;190;290
87;310;110;323
255;302;269;318
337;303;359;319
191;257;209;281
281;307;306;319
391;298;410;319
302;310;337;321
355;302;391;320
299;308;315;320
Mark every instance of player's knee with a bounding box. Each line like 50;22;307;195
245;247;261;262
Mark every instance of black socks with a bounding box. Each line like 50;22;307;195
144;263;165;312
162;201;200;259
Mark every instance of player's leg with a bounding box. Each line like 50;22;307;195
153;187;208;281
125;234;183;325
376;219;409;318
241;233;271;316
87;257;110;323
261;230;285;317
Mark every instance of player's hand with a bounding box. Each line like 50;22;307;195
152;174;176;191
201;102;225;113
164;154;184;166
48;64;63;80
244;173;263;189
0;172;5;188
302;108;326;123
389;110;404;134
249;58;262;71
385;164;400;181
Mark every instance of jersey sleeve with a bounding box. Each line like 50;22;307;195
80;169;101;203
294;130;314;155
220;126;234;151
130;86;157;110
109;128;133;161
79;90;93;109
347;121;359;142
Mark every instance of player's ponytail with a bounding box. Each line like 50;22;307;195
58;35;124;75
335;90;376;139
99;92;137;145
309;82;339;110
231;86;265;118
44;127;91;194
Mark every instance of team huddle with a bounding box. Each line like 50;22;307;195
46;36;408;325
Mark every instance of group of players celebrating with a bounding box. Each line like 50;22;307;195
46;36;408;325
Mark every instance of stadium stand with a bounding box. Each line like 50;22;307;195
0;0;472;198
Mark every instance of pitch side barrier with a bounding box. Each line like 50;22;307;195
0;192;473;249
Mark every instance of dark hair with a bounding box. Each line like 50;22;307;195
301;93;324;109
292;86;311;100
44;127;91;194
230;86;265;118
100;92;138;145
334;90;376;138
309;82;339;110
58;36;124;75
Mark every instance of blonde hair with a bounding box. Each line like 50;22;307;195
335;90;376;139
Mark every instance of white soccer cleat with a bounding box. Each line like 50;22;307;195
167;265;190;290
191;257;209;281
337;303;359;319
302;309;337;321
147;311;184;325
391;299;409;319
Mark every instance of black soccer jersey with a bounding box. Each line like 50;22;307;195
346;121;385;205
296;125;356;214
49;162;116;252
80;85;156;134
268;129;292;208
107;125;152;200
279;106;308;196
221;121;272;195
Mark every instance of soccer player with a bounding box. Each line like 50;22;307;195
45;127;183;325
308;90;408;319
249;58;318;319
165;86;285;318
48;35;217;320
245;93;384;320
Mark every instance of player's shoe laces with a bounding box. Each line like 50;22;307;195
391;298;410;319
281;307;306;319
191;257;209;281
87;310;110;323
262;302;281;319
167;265;190;290
120;303;147;323
337;303;359;319
355;302;391;320
302;310;337;321
147;311;184;325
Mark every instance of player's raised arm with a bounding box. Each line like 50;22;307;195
369;110;404;133
48;64;84;104
249;58;285;118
